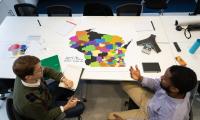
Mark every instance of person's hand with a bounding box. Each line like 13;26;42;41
61;76;73;89
129;65;143;81
112;114;124;120
63;96;79;111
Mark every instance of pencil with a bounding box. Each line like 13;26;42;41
151;21;155;31
66;20;77;25
37;19;41;26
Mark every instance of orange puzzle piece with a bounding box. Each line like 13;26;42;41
175;56;187;66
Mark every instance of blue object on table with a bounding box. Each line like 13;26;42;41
21;44;27;50
20;44;27;53
189;39;200;54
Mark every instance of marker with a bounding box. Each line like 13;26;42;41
37;19;41;26
151;21;155;31
123;39;132;49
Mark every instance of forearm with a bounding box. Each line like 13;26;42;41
137;75;144;82
43;67;63;82
140;77;161;91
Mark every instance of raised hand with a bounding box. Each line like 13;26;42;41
129;65;143;81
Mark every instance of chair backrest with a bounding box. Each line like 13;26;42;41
6;98;16;120
6;98;81;120
6;98;34;120
14;3;38;16
47;5;72;16
190;0;200;15
0;78;14;100
143;0;168;9
116;3;142;16
83;2;113;16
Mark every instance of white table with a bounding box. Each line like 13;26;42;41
79;16;173;80
0;16;200;81
0;16;81;79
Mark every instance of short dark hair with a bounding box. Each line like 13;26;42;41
169;65;197;94
12;55;40;80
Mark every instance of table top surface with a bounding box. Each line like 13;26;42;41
1;16;200;81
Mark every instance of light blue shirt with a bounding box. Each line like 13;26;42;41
141;77;191;120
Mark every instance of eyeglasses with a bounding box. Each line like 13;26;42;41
34;66;43;74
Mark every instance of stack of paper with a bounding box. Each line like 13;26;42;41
59;64;84;91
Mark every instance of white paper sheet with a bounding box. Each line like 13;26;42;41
59;64;83;91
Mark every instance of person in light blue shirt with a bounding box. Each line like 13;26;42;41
108;65;197;120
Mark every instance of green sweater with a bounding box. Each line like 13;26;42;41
13;67;63;120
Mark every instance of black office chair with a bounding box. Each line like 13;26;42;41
83;2;113;16
116;3;142;16
6;98;35;120
189;0;200;15
0;78;14;100
142;0;168;15
6;97;82;120
14;3;38;16
6;98;16;120
47;5;72;16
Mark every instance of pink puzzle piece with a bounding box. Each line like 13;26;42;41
8;44;20;51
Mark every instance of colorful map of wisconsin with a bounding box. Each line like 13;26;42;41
69;29;131;67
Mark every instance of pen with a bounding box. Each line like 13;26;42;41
37;19;41;26
151;21;155;31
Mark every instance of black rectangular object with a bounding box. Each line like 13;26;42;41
142;62;161;73
173;42;181;52
187;24;200;31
